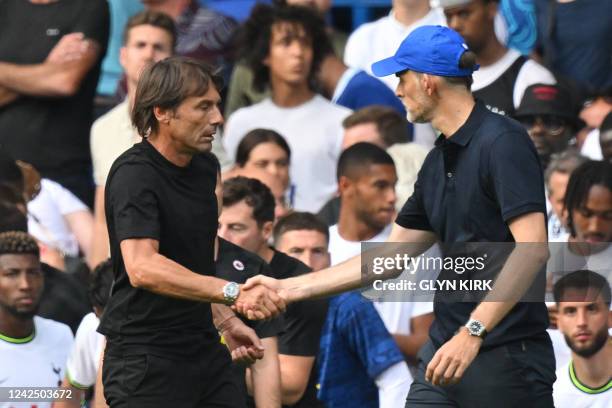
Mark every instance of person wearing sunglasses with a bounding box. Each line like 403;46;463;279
514;83;583;169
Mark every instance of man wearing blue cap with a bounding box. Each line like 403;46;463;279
243;25;555;407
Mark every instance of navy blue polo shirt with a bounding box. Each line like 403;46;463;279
396;100;549;349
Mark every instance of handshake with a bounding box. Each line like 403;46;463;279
231;275;293;320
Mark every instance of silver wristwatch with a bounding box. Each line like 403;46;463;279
222;282;240;305
465;318;487;339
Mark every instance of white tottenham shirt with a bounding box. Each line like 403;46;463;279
0;316;73;408
553;360;612;408
65;313;105;390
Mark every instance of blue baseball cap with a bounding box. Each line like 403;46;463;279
371;25;479;78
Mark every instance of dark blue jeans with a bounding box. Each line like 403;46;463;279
406;333;556;407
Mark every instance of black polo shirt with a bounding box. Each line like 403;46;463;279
396;100;549;349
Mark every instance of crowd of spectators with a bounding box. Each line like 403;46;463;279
0;0;610;407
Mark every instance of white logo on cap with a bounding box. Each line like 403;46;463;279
462;43;468;49
233;260;245;271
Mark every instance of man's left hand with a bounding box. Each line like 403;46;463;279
425;327;482;386
219;316;265;365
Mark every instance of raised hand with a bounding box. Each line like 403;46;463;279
218;316;265;365
234;282;286;320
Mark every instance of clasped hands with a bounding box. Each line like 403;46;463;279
232;275;289;320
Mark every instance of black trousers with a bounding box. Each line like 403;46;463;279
102;343;244;408
406;333;556;408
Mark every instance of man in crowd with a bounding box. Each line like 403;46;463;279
225;0;348;118
272;211;412;408
552;270;611;407
244;25;554;406
318;106;428;225
514;83;583;170
89;10;176;268
0;231;75;408
544;151;587;243
0;0;110;208
327;143;433;364
223;4;351;212
100;57;284;407
274;212;331;274
219;177;328;407
549;160;612;274
441;0;556;117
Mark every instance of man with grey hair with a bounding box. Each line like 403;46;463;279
544;150;588;242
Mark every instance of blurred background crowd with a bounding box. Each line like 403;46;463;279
0;0;610;407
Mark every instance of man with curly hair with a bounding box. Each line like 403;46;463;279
0;231;75;407
223;4;351;213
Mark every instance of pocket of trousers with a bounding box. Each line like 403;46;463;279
121;355;149;395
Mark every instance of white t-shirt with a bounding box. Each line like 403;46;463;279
0;316;73;408
472;48;556;111
65;313;105;389
553;361;612;408
90;99;140;187
581;129;604;160
27;179;89;256
223;95;351;212
328;224;434;335
548;243;612;281
343;9;446;150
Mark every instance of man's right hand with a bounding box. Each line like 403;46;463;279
234;282;286;320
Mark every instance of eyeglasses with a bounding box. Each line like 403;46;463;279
519;115;567;135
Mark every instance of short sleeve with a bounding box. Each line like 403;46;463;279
107;163;161;242
73;0;110;53
395;170;433;231
488;131;547;222
43;179;88;216
66;314;101;389
338;298;404;379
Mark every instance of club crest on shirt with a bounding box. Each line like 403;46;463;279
232;260;245;271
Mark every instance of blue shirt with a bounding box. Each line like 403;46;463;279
317;292;404;408
96;0;143;96
535;0;612;91
396;100;549;349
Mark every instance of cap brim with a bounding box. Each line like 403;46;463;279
371;56;407;77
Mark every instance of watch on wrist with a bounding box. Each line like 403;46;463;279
464;318;487;339
222;282;240;305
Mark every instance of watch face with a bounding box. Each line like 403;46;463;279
226;283;239;297
469;321;483;334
